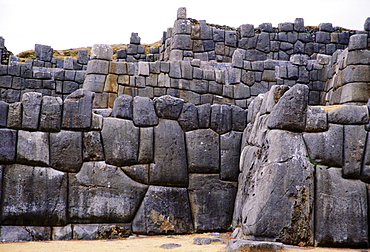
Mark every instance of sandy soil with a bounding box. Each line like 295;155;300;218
0;233;368;252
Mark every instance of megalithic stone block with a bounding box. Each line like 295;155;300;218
0;129;17;163
62;89;94;130
39;96;63;132
21;92;42;130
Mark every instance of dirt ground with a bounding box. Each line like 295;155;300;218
0;233;368;252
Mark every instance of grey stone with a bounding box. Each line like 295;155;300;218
232;49;244;68
39;96;62;132
342;125;366;179
7;102;22;129
0;100;8;127
210;104;232;134
365;17;370;31
0;129;17;163
0;226;52;242
361;133;370;182
77;49;89;65
245;49;267;61
256;32;270;53
49;131;83;172
188;174;237;232
178;103;199;131
260;85;289;115
231;105;247;131
21;92;42;130
294;18;305;32
259;23;273;32
35;44;53;62
240;24;254;38
303;124;343;167
62;89;94;130
154;95;184;119
69;161;147;223
180;61;193;79
0;76;12;88
116;49;127;59
112;94;133;119
101;118;139;166
186;129;219;173
225;31;237;47
328;105;368;124
121;160;150;184
267;84;309;132
226;240;283;252
319;23;333;32
193;237;224;245
52;225;73;240
130;32;141;45
315;167;368;248
220;131;242;181
82;74;106;92
90;44;113;61
72;223;131;240
346;50;370;65
200;21;212;40
150;119;188;187
83;131;104;161
2;164;67;225
172;35;191;50
160;243;182;249
17;130;49;166
197;103;211;128
240;130;314;245
133;96;158;126
339;83;370;104
316;32;330;43
305;106;328;132
132;186;193;234
86;60;109;75
138;127;154;164
348;34;368;51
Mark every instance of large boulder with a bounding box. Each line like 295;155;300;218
0;226;51;242
315;166;368;248
62;89;94;129
220;131;242;181
240;130;314;246
69;161;148;223
133;96;158;127
150;119;188;187
17;130;49;166
101;118;139;166
21;92;42;130
188;174;237;232
132;186;193;234
50;131;83;172
1;164;67;225
185;129;219;173
39;96;63;132
154;95;184;119
303;124;343;167
0;129;17;163
267;84;309;132
112;94;133;119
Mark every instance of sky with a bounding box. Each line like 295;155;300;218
0;0;369;55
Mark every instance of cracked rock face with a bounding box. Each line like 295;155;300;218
235;129;314;246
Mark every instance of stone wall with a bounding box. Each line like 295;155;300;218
1;7;370;248
0;89;246;242
233;84;370;248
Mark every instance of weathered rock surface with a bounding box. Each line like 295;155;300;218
239;130;314;246
69;162;148;223
101;118;139;166
39;96;63;132
17;130;49;166
303;124;343;167
315;166;368;248
21;92;42;130
50;130;83;172
193;236;224;245
342;125;366;179
62;89;94;129
0;226;52;242
226;239;284;252
132;186;193;234
220;131;242;181
210;104;232;134
178;103;199;131
305;106;327;132
154;95;184;119
327;105;368;124
138;127;154;164
267;84;309;132
0;129;17;163
1;164;67;225
185;129;219;173
150;119;188;186
188;174;237;232
112;94;133;119
133;96;158;126
0;100;8;127
72;223;131;240
121;164;149;184
83;131;105;161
